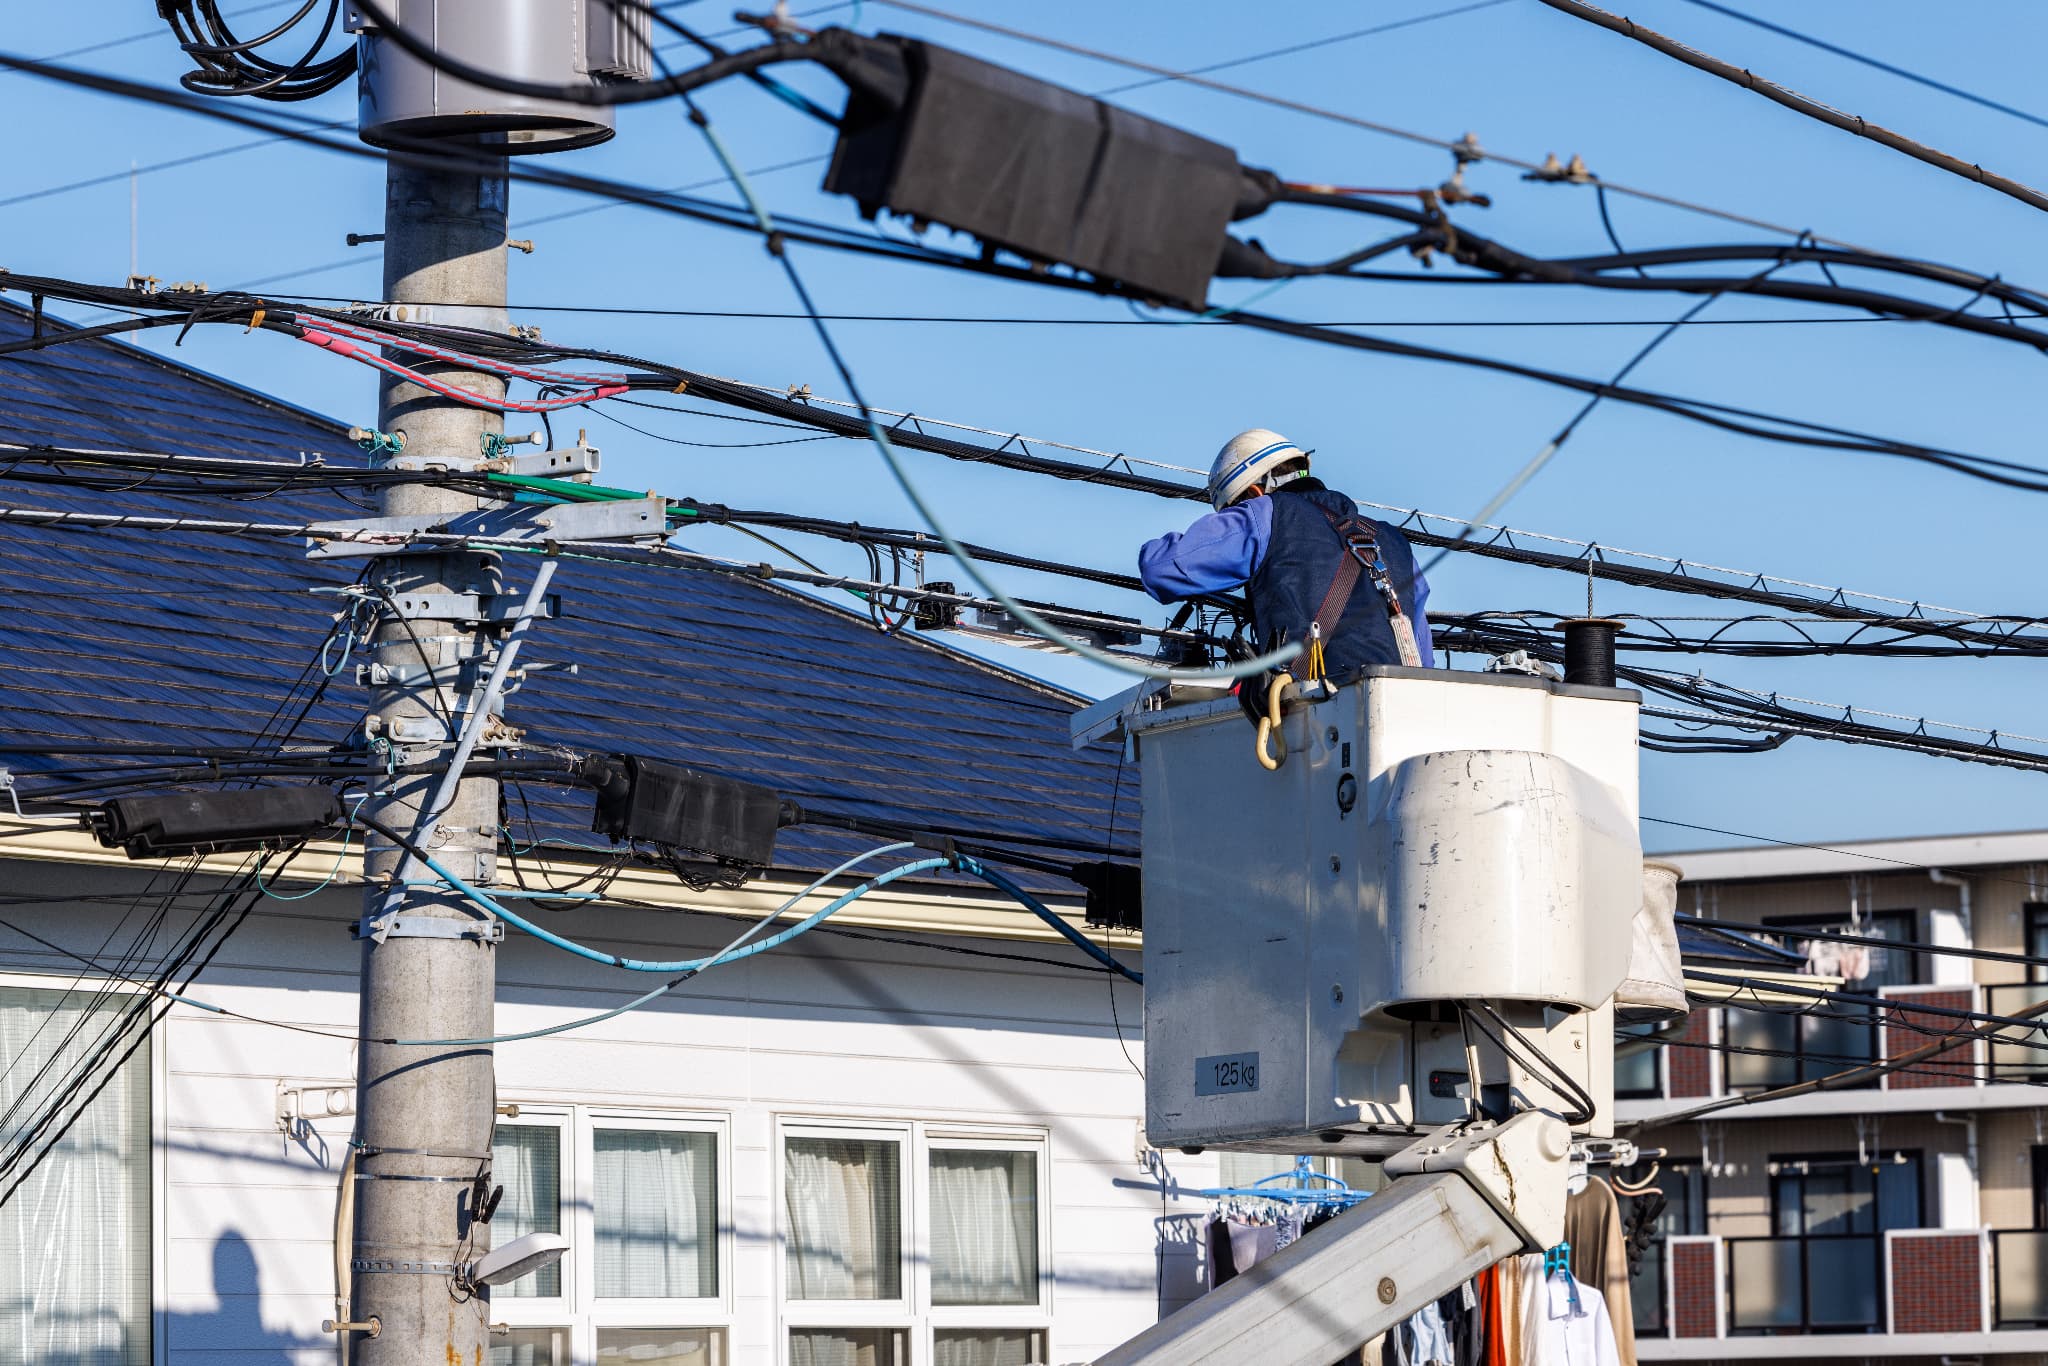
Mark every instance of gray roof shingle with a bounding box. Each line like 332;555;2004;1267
0;303;1136;882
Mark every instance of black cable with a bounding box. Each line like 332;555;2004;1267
9;45;2048;496
159;0;356;101
1677;912;2048;974
1461;1001;1596;1125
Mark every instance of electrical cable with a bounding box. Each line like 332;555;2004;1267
1531;0;2048;216
1636;979;2048;1129
1418;250;1795;570
862;0;1873;250
388;841;921;1045
1675;911;2048;974
627;89;1292;681
1669;0;2048;134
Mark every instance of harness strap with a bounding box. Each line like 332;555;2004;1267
1289;506;1420;676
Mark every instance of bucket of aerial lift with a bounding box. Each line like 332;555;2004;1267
1128;665;1642;1156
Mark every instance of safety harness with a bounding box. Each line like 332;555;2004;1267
1289;506;1422;680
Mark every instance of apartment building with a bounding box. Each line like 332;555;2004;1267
1620;830;2048;1364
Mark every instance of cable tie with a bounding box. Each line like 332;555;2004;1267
245;306;266;334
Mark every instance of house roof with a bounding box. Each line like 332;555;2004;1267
1659;828;2048;884
0;302;1135;884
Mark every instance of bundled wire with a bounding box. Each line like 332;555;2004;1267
158;0;356;101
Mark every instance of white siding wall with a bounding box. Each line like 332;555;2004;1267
0;857;1204;1366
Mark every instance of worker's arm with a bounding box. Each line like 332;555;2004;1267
1137;499;1274;603
1410;567;1436;668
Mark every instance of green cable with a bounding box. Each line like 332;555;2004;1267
256;800;363;902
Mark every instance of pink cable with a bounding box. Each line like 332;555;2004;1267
308;315;630;389
298;330;629;413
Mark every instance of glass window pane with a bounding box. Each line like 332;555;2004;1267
1615;1023;1661;1098
595;1129;719;1299
0;984;151;1366
1998;1229;2048;1325
1799;1169;1874;1236
785;1137;902;1301
596;1327;726;1366
491;1326;571;1366
1798;1010;1876;1083
1723;1009;1797;1089
1807;1236;1878;1327
788;1327;908;1366
931;1149;1038;1306
1216;1152;1302;1186
1729;1239;1802;1330
934;1328;1048;1366
491;1125;562;1298
1877;1157;1922;1230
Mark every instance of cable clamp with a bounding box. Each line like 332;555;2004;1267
0;768;19;817
912;832;960;864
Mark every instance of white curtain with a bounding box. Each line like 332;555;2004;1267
788;1327;905;1366
784;1138;901;1300
490;1125;561;1298
594;1129;717;1298
0;984;150;1366
595;1327;723;1366
933;1329;1045;1366
930;1150;1037;1306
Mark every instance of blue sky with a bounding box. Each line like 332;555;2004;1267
4;1;2047;855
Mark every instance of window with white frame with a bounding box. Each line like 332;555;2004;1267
0;979;151;1366
489;1109;729;1366
781;1123;1049;1366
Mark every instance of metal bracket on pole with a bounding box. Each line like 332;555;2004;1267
379;592;561;623
305;496;665;559
350;1259;464;1277
354;913;504;944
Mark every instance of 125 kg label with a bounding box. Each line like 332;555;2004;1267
1195;1052;1259;1096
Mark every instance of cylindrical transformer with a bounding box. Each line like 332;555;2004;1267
351;0;642;155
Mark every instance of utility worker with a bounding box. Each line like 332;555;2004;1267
1138;428;1433;683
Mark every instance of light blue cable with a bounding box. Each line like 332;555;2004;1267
399;836;946;975
684;106;1302;685
956;855;1143;985
391;841;917;1046
256;826;354;902
258;794;368;902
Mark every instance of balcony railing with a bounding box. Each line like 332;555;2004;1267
1726;1233;1882;1335
1995;1229;2048;1329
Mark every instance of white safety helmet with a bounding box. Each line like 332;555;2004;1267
1206;428;1309;510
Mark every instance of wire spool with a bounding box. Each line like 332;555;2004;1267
1562;617;1625;688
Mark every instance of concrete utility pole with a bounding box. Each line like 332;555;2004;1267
348;159;510;1365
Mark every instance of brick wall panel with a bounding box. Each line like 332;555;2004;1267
1671;1240;1720;1338
1882;989;1975;1089
1668;1010;1714;1098
1888;1233;1982;1333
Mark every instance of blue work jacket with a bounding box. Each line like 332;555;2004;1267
1138;482;1435;673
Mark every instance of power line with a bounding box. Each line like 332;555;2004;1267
0;124;350;214
863;0;1872;250
1532;0;2048;217
12;283;2048;661
15;59;2048;498
0;1;295;75
1670;0;2048;135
